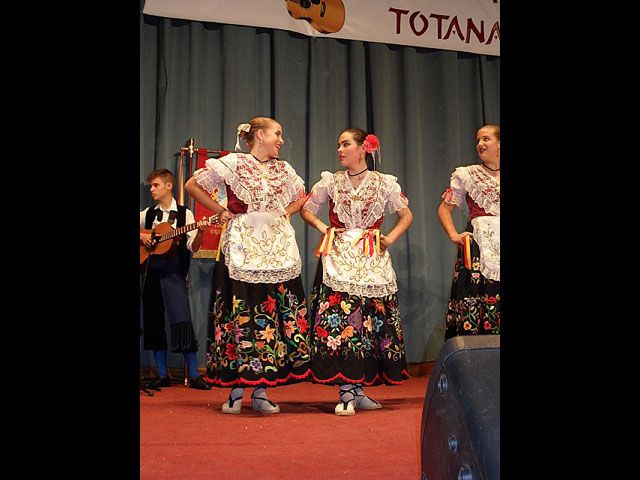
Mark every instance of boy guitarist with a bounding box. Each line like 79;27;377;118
140;168;212;390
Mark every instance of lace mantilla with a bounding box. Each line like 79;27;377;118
193;153;306;215
304;171;409;229
443;165;500;217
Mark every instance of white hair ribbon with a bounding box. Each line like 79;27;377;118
235;123;251;152
372;146;381;171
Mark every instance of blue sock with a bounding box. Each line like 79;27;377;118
183;351;199;379
153;350;169;378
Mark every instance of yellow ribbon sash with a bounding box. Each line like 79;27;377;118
315;227;336;257
462;234;472;269
215;222;227;261
351;229;381;257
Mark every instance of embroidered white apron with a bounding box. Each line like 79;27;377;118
321;228;398;297
222;211;301;284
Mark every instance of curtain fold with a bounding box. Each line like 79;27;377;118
140;12;499;367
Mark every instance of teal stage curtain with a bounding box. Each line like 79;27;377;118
140;10;499;369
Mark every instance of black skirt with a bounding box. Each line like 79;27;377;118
308;260;409;386
205;253;312;387
444;223;501;340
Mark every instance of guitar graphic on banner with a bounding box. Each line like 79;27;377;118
285;0;345;34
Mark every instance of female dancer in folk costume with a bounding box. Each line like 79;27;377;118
300;128;413;416
437;124;500;340
185;117;311;414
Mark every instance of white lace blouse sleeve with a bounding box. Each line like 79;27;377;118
282;161;307;203
192;155;237;194
383;175;409;214
302;171;334;215
442;167;470;215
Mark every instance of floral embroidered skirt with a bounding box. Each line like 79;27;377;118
309;261;409;386
205;253;312;387
444;230;501;340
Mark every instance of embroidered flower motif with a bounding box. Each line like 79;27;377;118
326;335;342;350
318;301;330;315
249;358;263;373
329;292;341;306
364;316;374;333
214;326;223;343
340;300;352;315
262;295;276;314
232;325;244;343
287;291;297;304
347;308;362;331
327;314;341;328
298;317;309;334
232;295;242;312
340;325;354;339
258;325;276;342
373;299;386;314
379;337;392;351
283;320;296;338
373;317;384;333
226;344;237;360
316;326;329;338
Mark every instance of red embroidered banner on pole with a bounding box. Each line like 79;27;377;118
192;148;231;260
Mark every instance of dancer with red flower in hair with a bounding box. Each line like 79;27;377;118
437;124;500;340
300;128;413;416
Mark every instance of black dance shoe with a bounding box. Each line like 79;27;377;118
188;376;212;390
147;376;172;388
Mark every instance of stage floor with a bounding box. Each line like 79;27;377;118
141;376;430;479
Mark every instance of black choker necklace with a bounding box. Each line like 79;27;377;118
252;154;270;164
348;167;368;177
482;163;500;172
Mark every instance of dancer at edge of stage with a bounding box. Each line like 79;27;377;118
437;124;500;340
300;128;413;416
185;117;311;414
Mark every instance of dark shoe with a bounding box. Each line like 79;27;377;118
147;375;171;388
189;376;212;390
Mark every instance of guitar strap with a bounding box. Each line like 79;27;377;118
144;204;191;279
144;206;180;227
144;206;157;230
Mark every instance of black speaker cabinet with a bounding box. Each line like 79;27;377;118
420;335;500;480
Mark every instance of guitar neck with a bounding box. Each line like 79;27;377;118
158;214;219;243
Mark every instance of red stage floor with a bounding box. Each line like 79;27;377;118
140;376;430;479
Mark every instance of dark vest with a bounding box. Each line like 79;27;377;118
144;205;191;278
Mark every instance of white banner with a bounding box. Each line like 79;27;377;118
143;0;500;56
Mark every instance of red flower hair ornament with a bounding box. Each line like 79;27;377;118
362;134;382;170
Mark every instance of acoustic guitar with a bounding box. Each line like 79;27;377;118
285;0;345;34
140;214;220;265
